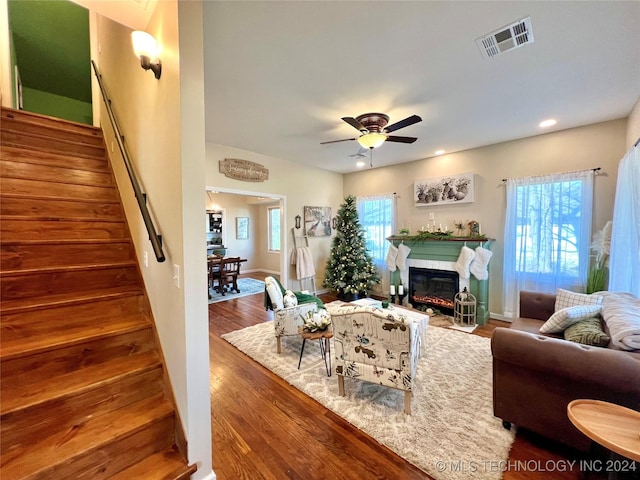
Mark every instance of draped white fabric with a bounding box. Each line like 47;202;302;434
502;170;594;318
357;194;395;292
609;145;640;296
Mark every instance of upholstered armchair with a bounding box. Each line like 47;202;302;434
264;276;320;354
329;305;420;414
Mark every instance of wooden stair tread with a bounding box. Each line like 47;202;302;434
0;285;144;315
0;313;152;362
0;260;136;277
0;214;123;224
1;146;109;172
0;394;174;479
108;447;197;480
1;350;160;415
0;191;119;205
2;107;102;135
1;238;130;246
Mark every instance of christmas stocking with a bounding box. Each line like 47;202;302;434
454;245;476;279
470;245;493;281
396;243;411;272
386;244;398;272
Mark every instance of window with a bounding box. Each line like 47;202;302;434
268;206;281;252
502;170;594;317
356;194;395;266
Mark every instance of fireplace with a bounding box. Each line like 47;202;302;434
409;267;459;314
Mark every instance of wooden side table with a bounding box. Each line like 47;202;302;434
297;328;333;377
568;399;640;479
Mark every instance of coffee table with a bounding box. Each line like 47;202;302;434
568;399;640;479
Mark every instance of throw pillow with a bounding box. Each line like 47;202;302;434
265;276;284;310
454;245;475;279
386;244;398;272
283;290;298;308
396;243;411;272
539;304;603;334
564;317;611;347
555;288;603;311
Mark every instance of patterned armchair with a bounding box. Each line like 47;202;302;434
329;305;420;414
264;276;318;354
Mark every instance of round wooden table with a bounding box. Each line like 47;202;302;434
297;328;333;376
568;400;640;462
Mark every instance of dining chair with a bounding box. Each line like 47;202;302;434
220;257;241;294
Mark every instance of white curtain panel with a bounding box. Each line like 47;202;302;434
357;193;396;293
609;145;640;296
502;170;594;318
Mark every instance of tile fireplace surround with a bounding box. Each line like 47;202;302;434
387;236;494;325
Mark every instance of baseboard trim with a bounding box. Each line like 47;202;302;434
489;312;512;322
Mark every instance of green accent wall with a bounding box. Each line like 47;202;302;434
8;0;92;124
22;87;92;124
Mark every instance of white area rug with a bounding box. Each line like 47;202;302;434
222;321;515;480
208;278;264;304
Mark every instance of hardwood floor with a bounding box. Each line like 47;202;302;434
208;272;595;480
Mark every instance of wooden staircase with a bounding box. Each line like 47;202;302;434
0;107;197;479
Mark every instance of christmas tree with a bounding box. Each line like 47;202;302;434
324;195;379;299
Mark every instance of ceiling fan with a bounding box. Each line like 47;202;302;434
321;112;422;149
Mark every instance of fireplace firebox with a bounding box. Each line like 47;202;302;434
409;267;459;314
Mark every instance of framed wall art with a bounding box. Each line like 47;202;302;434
236;217;249;239
414;172;475;206
304;206;332;237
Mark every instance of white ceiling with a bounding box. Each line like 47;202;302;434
202;1;640;174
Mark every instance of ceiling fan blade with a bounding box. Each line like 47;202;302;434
386;135;418;144
320;138;357;145
341;116;368;132
384;114;422;133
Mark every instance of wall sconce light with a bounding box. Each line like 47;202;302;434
332;217;337;229
131;31;162;79
295;215;301;229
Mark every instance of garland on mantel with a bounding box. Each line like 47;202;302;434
388;232;490;242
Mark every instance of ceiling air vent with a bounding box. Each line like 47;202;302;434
476;16;533;59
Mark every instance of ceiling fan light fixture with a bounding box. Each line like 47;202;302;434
357;132;387;149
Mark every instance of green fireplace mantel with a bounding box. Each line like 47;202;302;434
387;236;495;325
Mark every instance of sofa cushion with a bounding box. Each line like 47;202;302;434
265;276;284;310
564;317;611;347
540;305;602;334
555;288;603;311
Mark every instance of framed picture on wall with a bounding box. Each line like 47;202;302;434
414;172;475;206
304;206;332;237
236;217;249;239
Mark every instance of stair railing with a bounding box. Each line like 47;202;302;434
91;60;165;263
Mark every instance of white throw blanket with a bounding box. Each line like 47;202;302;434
294;246;316;280
601;292;640;350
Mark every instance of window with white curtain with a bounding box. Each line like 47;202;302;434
356;194;395;268
502;170;594;317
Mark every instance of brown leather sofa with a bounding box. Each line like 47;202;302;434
491;291;640;451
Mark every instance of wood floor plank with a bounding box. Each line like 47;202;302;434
209;271;600;480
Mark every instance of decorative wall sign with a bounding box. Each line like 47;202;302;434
219;158;269;182
236;217;249;239
414;172;474;206
304;206;332;237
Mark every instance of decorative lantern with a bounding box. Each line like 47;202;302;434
454;287;476;327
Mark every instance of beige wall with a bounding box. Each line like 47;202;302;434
206;143;343;290
94;2;212;477
344;119;628;317
0;0;12;107
627;97;640;149
206;191;262;270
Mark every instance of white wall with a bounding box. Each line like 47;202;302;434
0;0;13;107
206;143;343;291
627;96;640;149
344;119;628;317
93;1;212;478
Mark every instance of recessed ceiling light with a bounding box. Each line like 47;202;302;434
539;119;557;128
356;160;366;168
435;150;445;155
